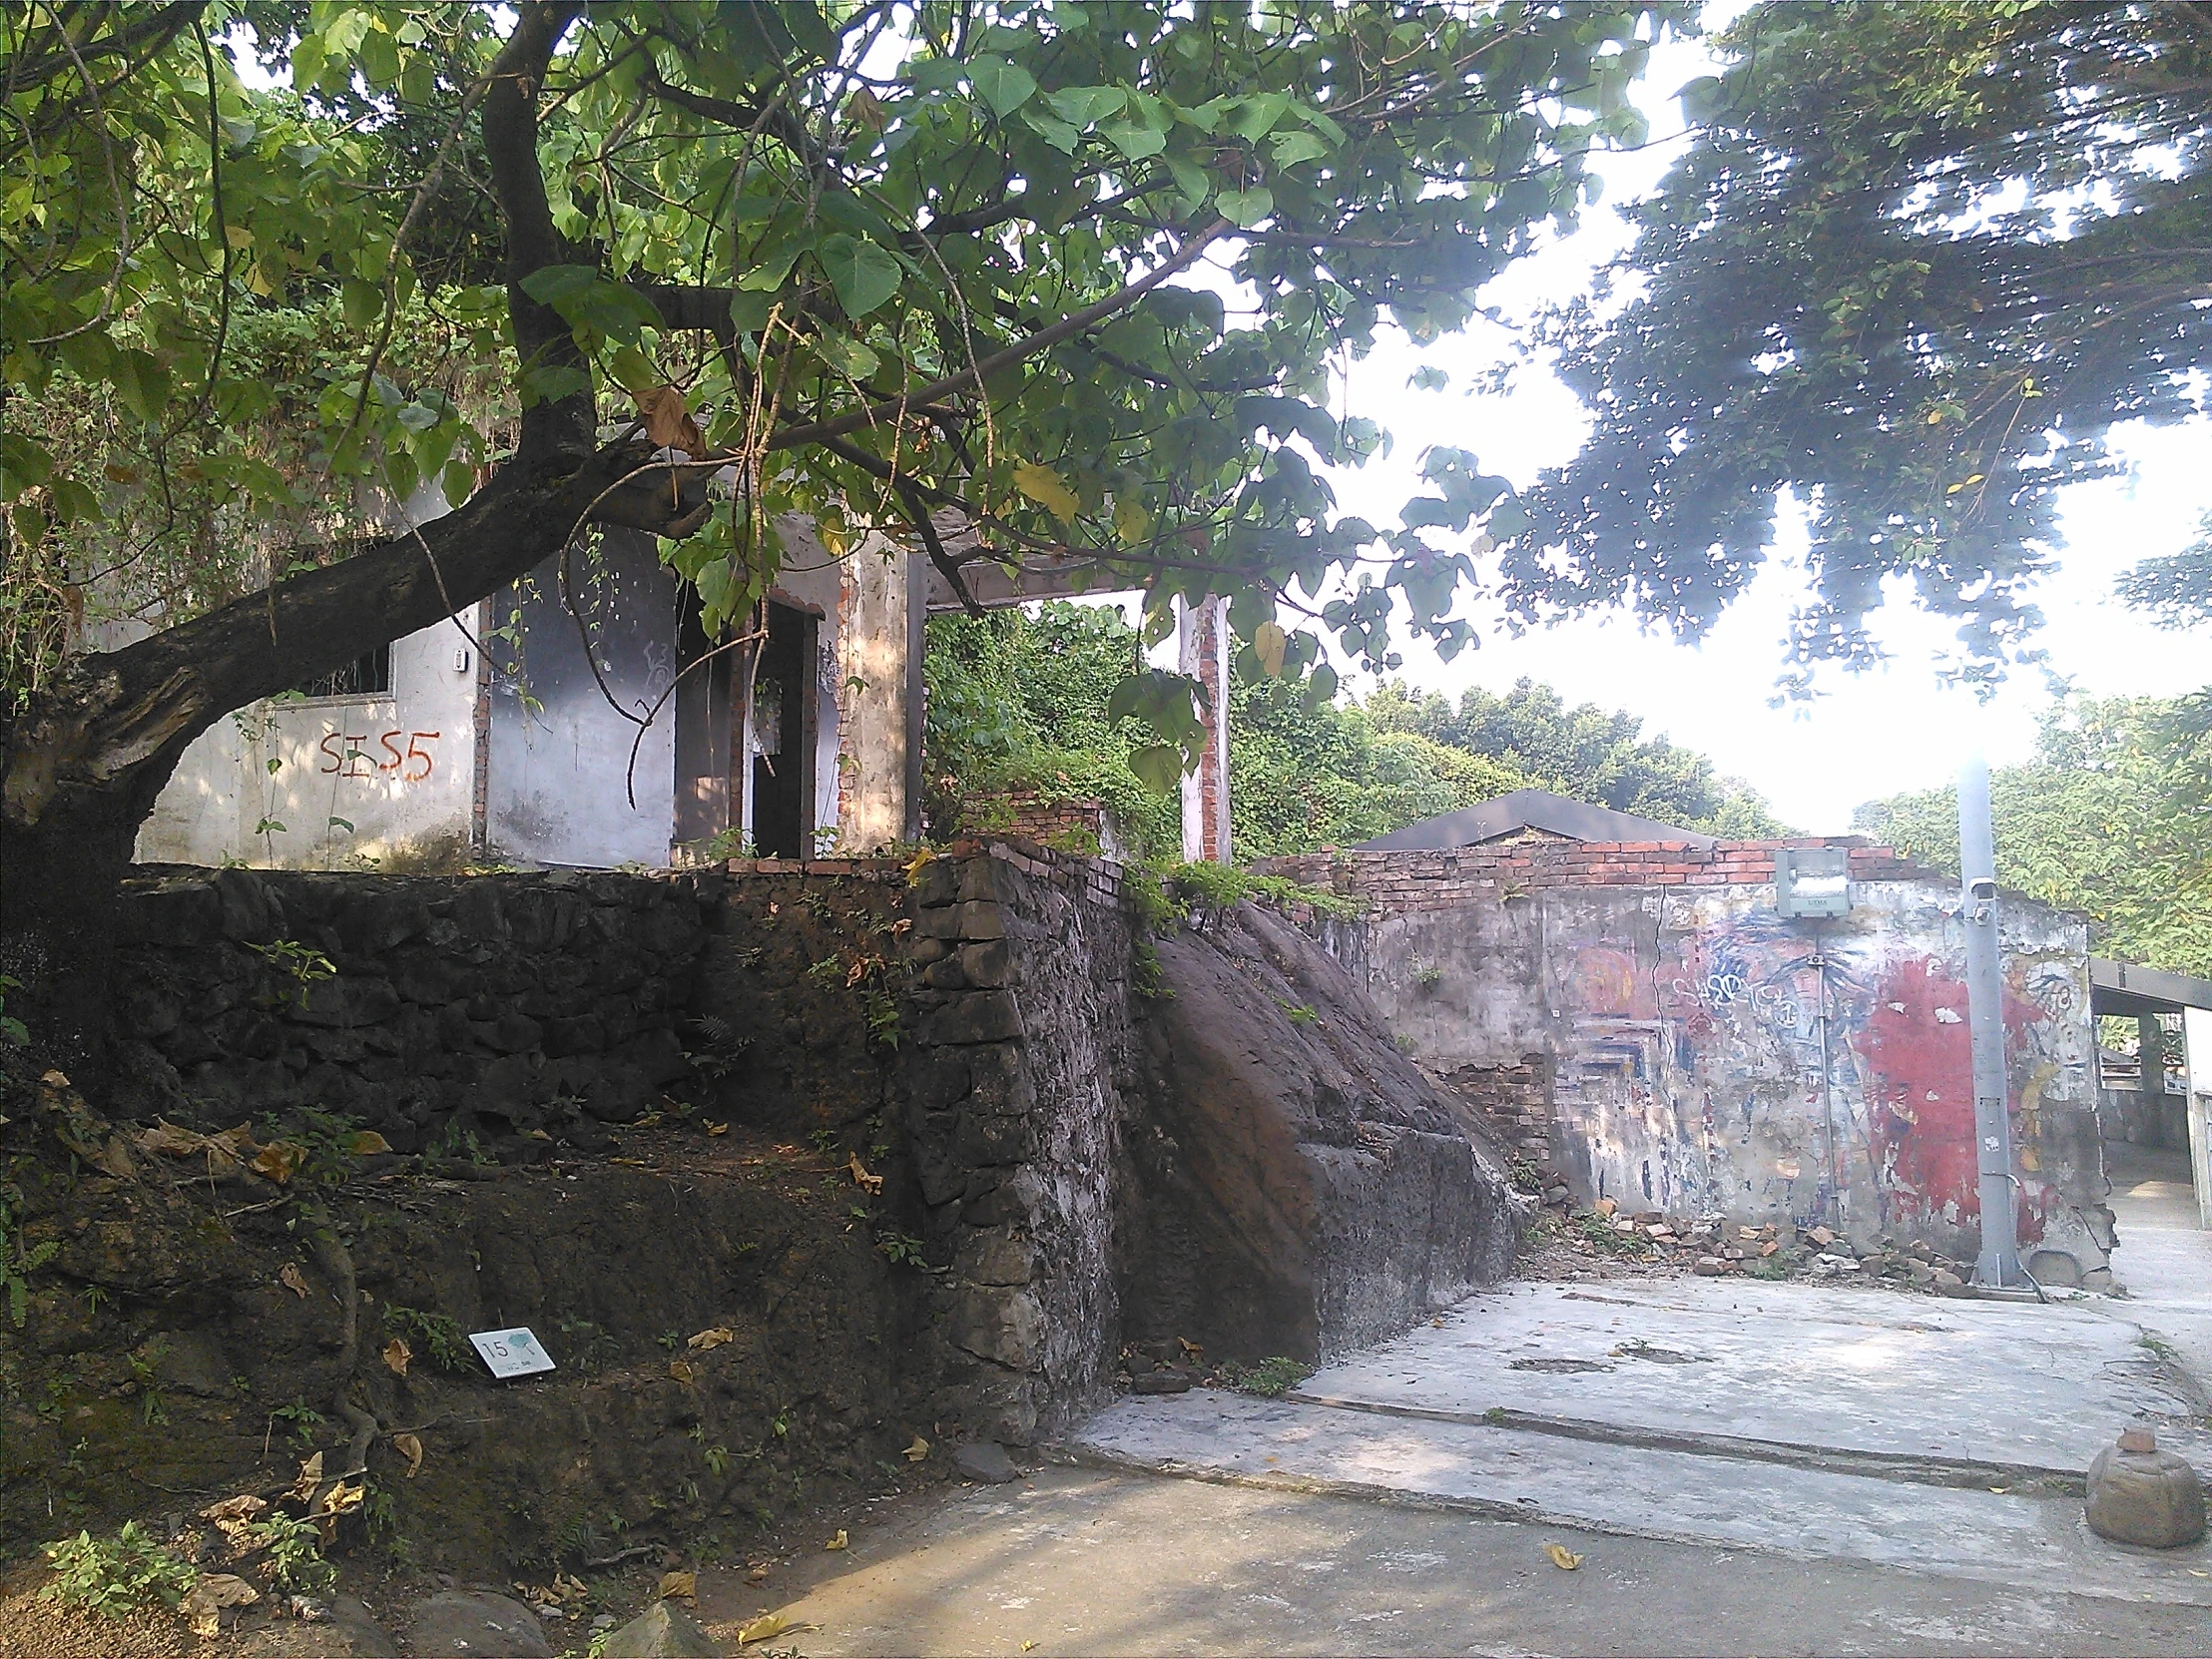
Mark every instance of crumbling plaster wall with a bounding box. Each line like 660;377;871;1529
1263;841;2113;1286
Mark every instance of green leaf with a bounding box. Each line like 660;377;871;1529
1216;188;1274;229
728;289;774;333
1128;744;1185;795
969;57;1038;117
816;332;881;379
1100;120;1166;161
442;459;476;507
1020;111;1081;154
818;235;903;317
1045;85;1127;129
1270;131;1331;168
1165;155;1212;214
341;276;383;329
1226;92;1291;142
0;432;55;500
520;365;593;406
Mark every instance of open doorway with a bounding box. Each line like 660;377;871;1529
749;600;817;858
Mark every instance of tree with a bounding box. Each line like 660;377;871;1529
920;601;1776;859
1499;2;2212;690
1853;694;2212;978
0;0;1670;1060
1364;677;1785;832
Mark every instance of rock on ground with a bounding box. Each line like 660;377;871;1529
950;1440;1019;1483
407;1591;553;1659
600;1599;727;1658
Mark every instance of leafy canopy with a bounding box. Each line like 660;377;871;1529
1499;1;2212;691
1;0;1671;733
1854;693;2212;979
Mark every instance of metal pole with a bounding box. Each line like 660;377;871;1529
1958;757;2021;1287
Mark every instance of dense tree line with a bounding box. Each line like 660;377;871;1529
1855;694;2212;978
924;603;1783;859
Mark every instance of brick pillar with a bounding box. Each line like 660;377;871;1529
1177;595;1232;863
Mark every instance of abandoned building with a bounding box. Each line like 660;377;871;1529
1260;791;2137;1288
136;507;1237;872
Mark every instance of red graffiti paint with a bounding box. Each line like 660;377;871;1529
1860;957;2052;1240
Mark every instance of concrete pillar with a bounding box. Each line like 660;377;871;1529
1177;594;1232;864
832;538;911;853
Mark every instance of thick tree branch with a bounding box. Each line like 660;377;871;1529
480;0;592;463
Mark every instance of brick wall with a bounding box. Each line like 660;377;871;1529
1257;835;1940;906
955;793;1121;858
1432;1054;1551;1165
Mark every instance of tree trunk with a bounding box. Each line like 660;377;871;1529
0;444;710;1074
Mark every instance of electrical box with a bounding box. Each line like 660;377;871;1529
1775;847;1852;917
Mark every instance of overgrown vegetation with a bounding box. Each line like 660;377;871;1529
38;1523;197;1617
923;604;1784;862
1855;692;2212;977
1225;1356;1311;1398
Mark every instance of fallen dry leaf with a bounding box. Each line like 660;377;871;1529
658;1570;697;1601
736;1609;811;1645
287;1452;325;1501
278;1264;309;1299
669;1359;698;1385
903;1433;930;1462
183;1573;259;1637
382;1338;411;1377
1544;1543;1583;1571
312;1478;364;1545
704;1121;729;1136
1177;1337;1203;1359
200;1493;267;1550
825;1529;847;1551
138;1121;207;1158
252;1140;305;1184
688;1327;736;1352
208;1125;261;1165
1021;1643;1038;1653
847;1153;883;1195
347;1130;391;1156
633;385;705;456
392;1431;423;1479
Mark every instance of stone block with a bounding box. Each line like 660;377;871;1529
911;858;960;907
957;1108;1037;1166
958;860;1001;903
957;939;1012;988
948;1287;1044;1370
922;956;970;991
954;1229;1036;1287
917;993;1023;1046
953;901;1007;941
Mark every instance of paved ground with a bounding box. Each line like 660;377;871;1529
701;1464;2212;1657
705;1142;2212;1655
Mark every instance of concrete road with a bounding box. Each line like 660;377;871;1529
702;1463;2212;1657
698;1155;2212;1656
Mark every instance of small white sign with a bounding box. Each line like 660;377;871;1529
469;1327;556;1380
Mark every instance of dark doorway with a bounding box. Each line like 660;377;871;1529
749;601;817;857
673;589;735;849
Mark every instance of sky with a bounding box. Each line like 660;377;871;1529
1185;20;2212;833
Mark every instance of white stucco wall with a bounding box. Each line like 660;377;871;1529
137;620;480;868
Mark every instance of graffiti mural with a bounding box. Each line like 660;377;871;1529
1542;886;2097;1261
